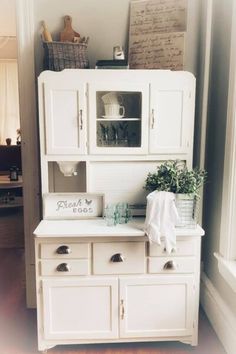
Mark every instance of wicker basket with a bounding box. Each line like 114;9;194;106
43;41;89;71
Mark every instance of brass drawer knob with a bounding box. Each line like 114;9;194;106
163;260;177;270
56;245;71;255
56;263;70;272
110;253;124;263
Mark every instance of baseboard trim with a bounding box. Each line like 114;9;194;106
200;272;236;354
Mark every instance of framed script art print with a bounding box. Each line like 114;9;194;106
43;193;105;220
129;0;187;70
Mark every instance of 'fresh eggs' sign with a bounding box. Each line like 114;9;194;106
43;193;104;219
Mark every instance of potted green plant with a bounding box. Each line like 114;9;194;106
144;160;207;227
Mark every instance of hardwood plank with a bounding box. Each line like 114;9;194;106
0;208;24;247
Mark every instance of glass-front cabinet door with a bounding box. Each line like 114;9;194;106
88;82;149;154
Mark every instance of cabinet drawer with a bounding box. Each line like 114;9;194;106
93;242;146;275
148;257;196;274
40;260;89;276
40;243;90;259
149;240;196;257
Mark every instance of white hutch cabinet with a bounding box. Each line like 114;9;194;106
34;69;204;352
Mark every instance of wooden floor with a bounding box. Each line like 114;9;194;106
0;248;226;354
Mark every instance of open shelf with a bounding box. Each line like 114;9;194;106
0;197;23;209
97;118;141;121
0;175;23;189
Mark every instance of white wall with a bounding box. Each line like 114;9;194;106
0;0;17;59
0;0;16;36
34;0;130;73
203;0;236;315
34;0;201;75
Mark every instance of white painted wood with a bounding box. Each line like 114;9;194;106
35;229;203;350
33;218;204;238
35;68;203;350
44;80;87;155
214;253;236;293
42;278;119;340
148;257;196;274
119;276;195;338
40;242;89;259
15;0;40;308
149;74;195;156
88;161;158;206
149;239;197;256
195;0;213;169
40;259;89;276
200;272;236;354
219;0;236;261
93;241;146;274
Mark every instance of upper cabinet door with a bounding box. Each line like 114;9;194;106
88;82;149;155
149;75;195;154
44;81;87;155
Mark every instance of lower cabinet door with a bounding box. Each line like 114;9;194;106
119;276;195;338
42;278;118;340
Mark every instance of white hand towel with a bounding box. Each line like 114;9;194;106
144;191;179;253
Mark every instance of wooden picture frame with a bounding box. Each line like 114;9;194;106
43;193;105;220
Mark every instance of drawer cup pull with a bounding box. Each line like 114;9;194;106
56;245;71;255
56;263;70;272
110;253;124;263
163;260;176;270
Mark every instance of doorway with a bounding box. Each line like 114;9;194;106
0;5;24;248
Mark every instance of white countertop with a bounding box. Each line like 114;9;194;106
34;217;205;238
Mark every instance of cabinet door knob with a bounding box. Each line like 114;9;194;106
163;260;176;270
79;109;83;130
56;245;71;255
56;263;70;272
120;299;125;320
151;108;155;129
110;253;124;262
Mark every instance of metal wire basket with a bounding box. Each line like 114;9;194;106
43;40;89;71
175;194;198;228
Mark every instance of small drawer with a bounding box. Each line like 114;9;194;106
40;243;90;259
93;242;146;275
148;257;196;274
149;240;196;257
40;259;89;276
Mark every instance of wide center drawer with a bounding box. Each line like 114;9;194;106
40;243;90;259
93;242;146;275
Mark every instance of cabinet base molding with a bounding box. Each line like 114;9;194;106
38;336;195;352
200;272;236;354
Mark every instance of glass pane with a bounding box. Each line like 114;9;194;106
96;91;142;148
97;121;141;147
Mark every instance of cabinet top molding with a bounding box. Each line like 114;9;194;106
38;69;196;83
